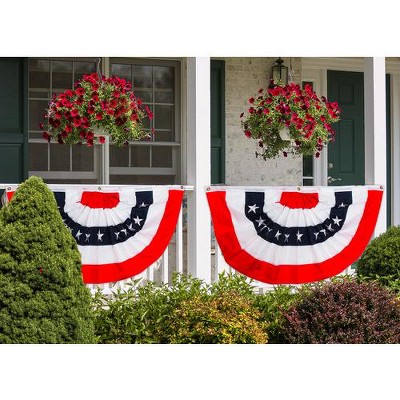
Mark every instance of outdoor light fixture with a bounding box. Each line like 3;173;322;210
271;57;288;84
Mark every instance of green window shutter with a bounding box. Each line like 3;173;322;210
0;58;28;184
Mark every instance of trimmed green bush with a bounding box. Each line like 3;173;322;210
280;277;400;344
0;176;95;343
357;226;400;290
164;291;268;344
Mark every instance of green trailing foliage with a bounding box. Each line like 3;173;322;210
279;277;400;344
356;226;400;292
0;176;95;343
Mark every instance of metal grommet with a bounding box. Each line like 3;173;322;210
206;187;210;191
380;185;384;190
297;186;301;191
180;185;184;190
98;186;102;190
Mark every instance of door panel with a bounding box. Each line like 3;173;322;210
327;71;364;185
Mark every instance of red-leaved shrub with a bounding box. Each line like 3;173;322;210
280;278;400;344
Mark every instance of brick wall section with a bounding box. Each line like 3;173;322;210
223;57;303;186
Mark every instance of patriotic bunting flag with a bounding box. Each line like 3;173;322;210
206;185;383;284
5;186;184;284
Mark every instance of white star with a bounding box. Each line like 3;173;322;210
296;230;303;242
314;231;319;240
248;204;259;213
97;230;104;242
115;231;120;240
320;228;327;236
255;216;265;227
139;202;148;208
127;223;135;231
332;216;342;226
133;216;143;225
121;228;127;236
326;223;334;232
275;230;282;240
338;202;347;208
284;233;290;242
267;227;272;232
75;230;82;240
85;233;91;242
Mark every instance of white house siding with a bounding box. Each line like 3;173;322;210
223;57;303;187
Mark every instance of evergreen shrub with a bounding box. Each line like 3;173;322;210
0;176;95;343
357;226;400;291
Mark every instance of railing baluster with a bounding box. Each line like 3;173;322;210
175;205;183;274
161;247;169;284
215;241;230;276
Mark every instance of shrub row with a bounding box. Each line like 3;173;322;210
92;272;400;344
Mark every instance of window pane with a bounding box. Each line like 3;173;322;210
74;61;96;82
152;146;172;167
72;145;94;171
303;155;313;177
110;175;175;185
135;90;153;103
50;144;70;171
29;90;49;99
29;59;50;88
111;63;131;82
155;105;173;130
52;60;73;89
155;90;173;103
132;65;152;88
110;145;129;167
30;143;48;170
154;66;174;89
131;146;150;167
154;130;173;142
29;100;48;130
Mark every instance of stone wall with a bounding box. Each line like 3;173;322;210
222;57;303;186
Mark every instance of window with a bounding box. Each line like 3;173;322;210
28;57;181;185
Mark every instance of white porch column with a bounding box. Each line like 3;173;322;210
186;57;211;282
364;57;387;235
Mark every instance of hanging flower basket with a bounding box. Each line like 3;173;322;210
40;72;153;147
240;81;341;159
